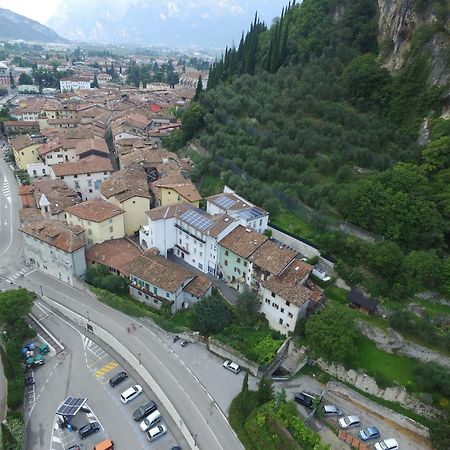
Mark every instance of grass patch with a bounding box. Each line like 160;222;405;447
271;209;317;240
199;174;224;197
416;298;450;316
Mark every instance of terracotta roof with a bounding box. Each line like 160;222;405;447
218;225;268;258
146;203;191;221
126;251;194;293
37;138;62;156
250;240;297;276
262;260;318;307
154;177;202;203
9;134;33;150
75;137;109;156
207;214;238;238
19;207;43;223
21;220;85;253
183;276;212;298
33;179;80;215
65;199;124;222
51;155;113;177
19;185;36;208
119;147;178;169
86;238;142;276
4;121;38;127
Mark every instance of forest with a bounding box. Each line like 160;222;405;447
173;0;449;299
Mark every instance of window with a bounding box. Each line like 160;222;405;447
88;229;92;235
74;182;80;189
244;261;247;267
166;293;169;298
225;250;229;256
61;175;64;179
74;174;78;178
281;308;284;313
153;287;158;295
288;312;293;318
237;257;241;263
179;239;182;244
265;298;270;304
32;169;37;175
87;173;91;177
285;301;290;307
224;260;228;266
57;154;63;158
109;218;113;224
87;179;92;187
87;238;93;245
199;251;202;257
279;318;283;325
260;219;262;225
271;292;276;298
103;171;107;175
109;226;113;232
48;155;53;159
198;263;203;270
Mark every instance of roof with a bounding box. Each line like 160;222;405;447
250;240;297;275
177;206;236;237
51;155;112;177
146;203;192;221
9;134;33;150
218;225;268;258
126;251;194;294
19;207;43;223
262;261;320;307
100;164;150;202
75;137;109;156
19;185;36;208
33;179;80;214
348;288;378;312
4;121;38;127
183;276;212;298
207;192;268;216
21;220;85;253
86;238;142;276
37;138;62;156
154;177;202;203
119;147;178;169
65;199;124;223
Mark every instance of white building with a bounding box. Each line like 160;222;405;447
50;155;113;201
21;220;86;285
139;203;239;275
206;186;269;233
59;76;92;92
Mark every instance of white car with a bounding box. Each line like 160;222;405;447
223;360;241;374
120;384;143;404
375;438;399;450
147;424;167;442
338;415;360;429
322;404;342;415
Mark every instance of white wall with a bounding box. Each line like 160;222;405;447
27;162;50;178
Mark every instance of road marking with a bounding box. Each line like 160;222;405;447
52;436;61;443
95;360;118;377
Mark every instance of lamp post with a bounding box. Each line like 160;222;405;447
138;352;141;365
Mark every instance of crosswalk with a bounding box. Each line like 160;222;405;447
2;179;11;202
5;268;31;284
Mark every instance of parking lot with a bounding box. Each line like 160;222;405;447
277;376;432;450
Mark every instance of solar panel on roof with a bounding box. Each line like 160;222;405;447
215;195;236;210
56;396;87;417
237;207;264;221
180;210;213;231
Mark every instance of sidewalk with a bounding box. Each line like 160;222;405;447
167;254;238;304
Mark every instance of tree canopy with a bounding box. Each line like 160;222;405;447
0;289;35;325
190;294;234;335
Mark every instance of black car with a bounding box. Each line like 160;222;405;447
294;392;317;408
67;446;81;450
24;375;35;386
109;371;128;387
133;400;157;421
78;421;100;439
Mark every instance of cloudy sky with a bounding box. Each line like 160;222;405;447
0;0;61;23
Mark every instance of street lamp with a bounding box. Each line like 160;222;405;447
138;352;141;365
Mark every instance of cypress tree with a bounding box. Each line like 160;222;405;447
193;75;203;102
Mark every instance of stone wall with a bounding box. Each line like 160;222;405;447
208;338;260;377
268;226;320;259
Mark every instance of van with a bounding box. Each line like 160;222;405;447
139;409;161;432
120;384;143;404
94;439;114;450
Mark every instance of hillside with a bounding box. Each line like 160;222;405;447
175;0;450;300
0;8;66;43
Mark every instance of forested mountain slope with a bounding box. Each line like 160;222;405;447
175;0;450;299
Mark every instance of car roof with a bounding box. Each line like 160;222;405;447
366;427;379;432
384;439;398;445
347;415;359;421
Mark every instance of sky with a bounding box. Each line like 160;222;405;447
0;0;61;23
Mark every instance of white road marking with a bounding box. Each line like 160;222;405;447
52;436;61;443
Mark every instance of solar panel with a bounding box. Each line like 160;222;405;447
56;396;87;417
237;207;264;221
180;209;213;231
215;195;236;210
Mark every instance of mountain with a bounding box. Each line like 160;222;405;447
0;8;67;43
46;0;288;48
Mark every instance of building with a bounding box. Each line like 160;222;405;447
152;176;202;207
21;220;86;285
126;249;212;312
348;288;378;314
9;134;41;170
100;164;151;235
49;155;113;200
60;76;92;92
218;225;268;291
0;62;10;91
139;203;239;275
65;199;125;247
259;260;323;335
85;238;142;277
206;187;269;233
4;121;39;136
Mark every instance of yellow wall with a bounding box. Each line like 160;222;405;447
13;143;41;171
160;187;200;207
109;196;150;236
66;212;125;247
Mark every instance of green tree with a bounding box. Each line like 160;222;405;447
369;240;404;278
190;294;233;335
442;258;450;298
235;289;260;324
430;418;450;450
305;304;359;365
9;71;15;88
0;289;35;326
181;103;205;142
257;376;274;405
401;250;442;294
18;73;33;85
91;74;99;89
193;75;203;102
422;136;450;172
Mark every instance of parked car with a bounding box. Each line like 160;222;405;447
120;384;143;404
139;410;161;432
359;427;380;441
338;415;361;429
78;421;100;439
67;446;81;450
223;360;241;374
109;371;128;387
133;400;157;421
374;438;399;450
180;340;188;347
147;424;167;442
24;375;35;386
294;392;317;408
322;405;341;415
173;335;180;343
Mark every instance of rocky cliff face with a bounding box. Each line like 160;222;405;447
377;0;449;86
